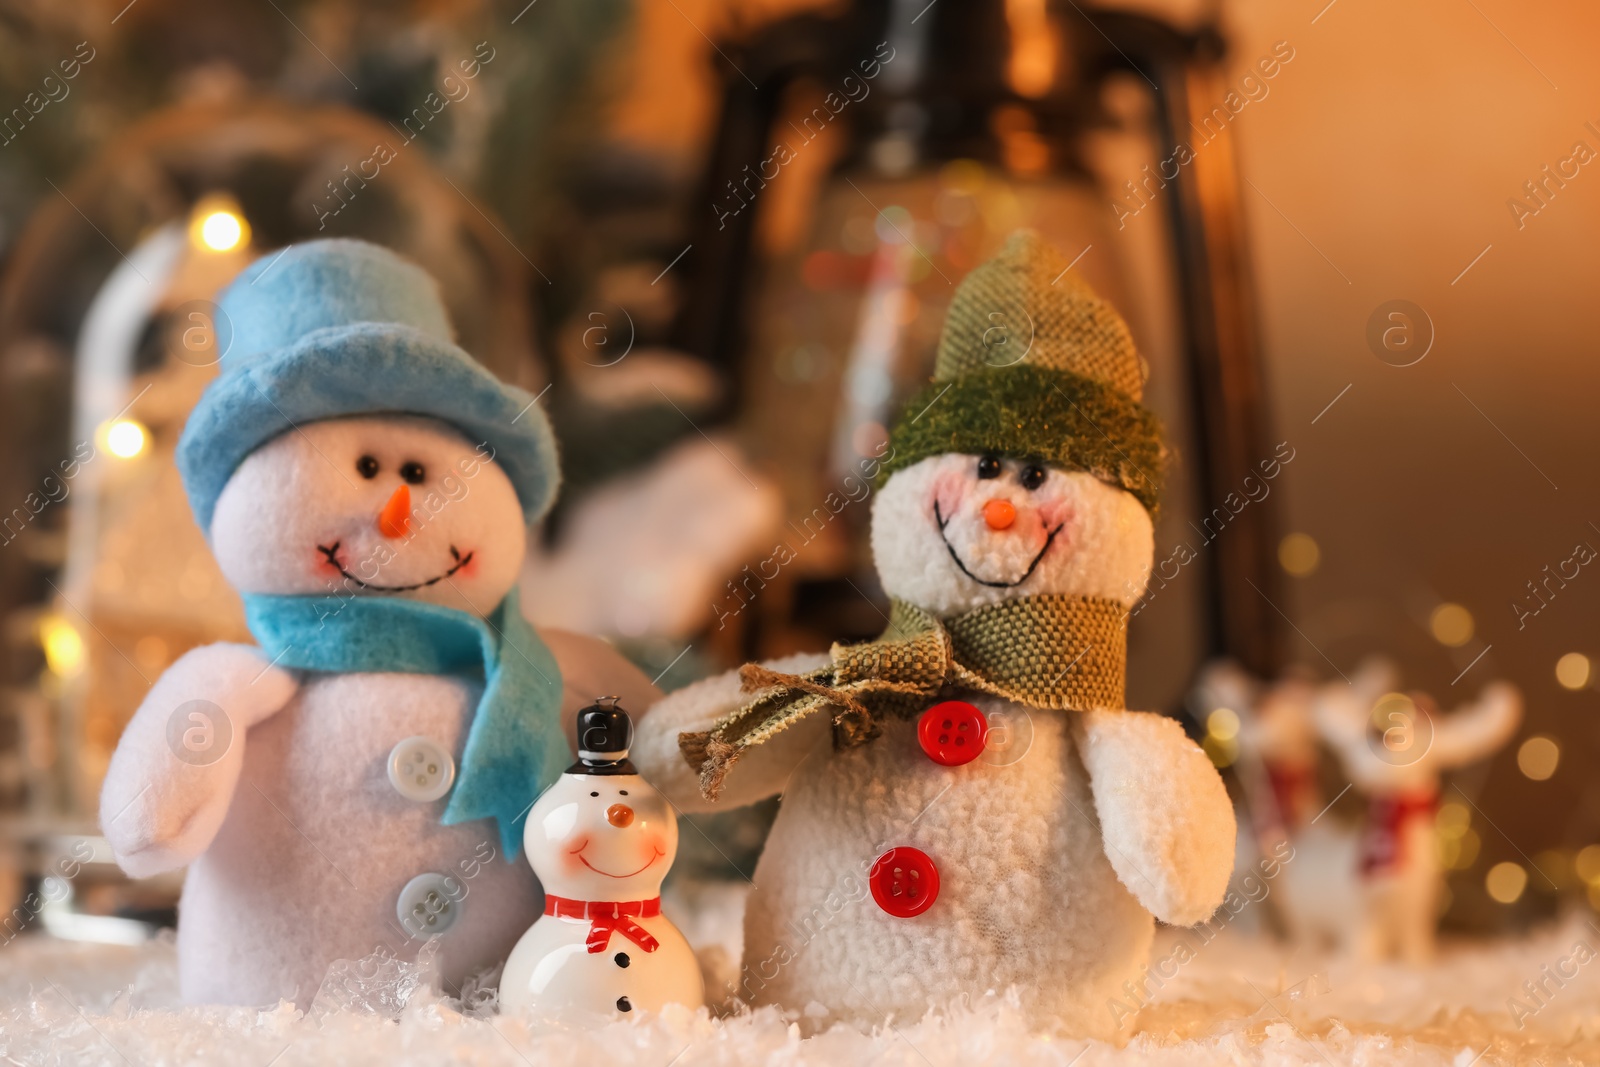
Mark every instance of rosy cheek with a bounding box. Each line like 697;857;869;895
930;473;967;520
457;552;479;578
1035;499;1075;532
315;549;342;577
561;836;589;871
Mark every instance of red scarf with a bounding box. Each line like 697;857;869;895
544;894;661;954
1358;789;1438;877
1264;759;1318;830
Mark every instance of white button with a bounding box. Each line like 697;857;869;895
387;736;455;802
397;872;462;939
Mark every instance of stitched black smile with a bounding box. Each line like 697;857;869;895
317;541;473;592
933;501;1062;589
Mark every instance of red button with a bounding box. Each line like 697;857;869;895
869;847;940;918
918;701;988;766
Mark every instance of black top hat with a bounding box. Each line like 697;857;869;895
569;697;637;776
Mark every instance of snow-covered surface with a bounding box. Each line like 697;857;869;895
4;910;1600;1065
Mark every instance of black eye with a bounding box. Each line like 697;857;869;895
1020;464;1046;491
619;790;628;796
977;455;1002;479
590;791;599;797
356;455;379;479
400;461;426;485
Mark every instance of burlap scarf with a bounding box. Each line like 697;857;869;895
679;594;1127;799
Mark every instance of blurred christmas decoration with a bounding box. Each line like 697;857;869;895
0;0;631;260
672;0;1283;707
1194;657;1530;959
1316;664;1522;962
522;435;784;647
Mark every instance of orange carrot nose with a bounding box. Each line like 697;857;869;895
378;484;411;539
983;498;1017;530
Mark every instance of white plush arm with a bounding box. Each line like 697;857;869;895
1430;682;1522;769
99;643;298;878
1075;709;1235;926
632;652;831;813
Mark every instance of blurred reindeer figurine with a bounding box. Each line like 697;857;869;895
1193;660;1323;840
1192;659;1379;948
1314;660;1521;963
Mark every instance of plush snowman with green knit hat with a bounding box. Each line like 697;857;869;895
98;238;658;1006
635;231;1235;1037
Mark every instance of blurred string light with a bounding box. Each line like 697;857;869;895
200;211;244;251
1577;846;1600;909
1517;736;1560;780
104;419;147;459
1429;603;1474;647
1207;707;1240;740
1278;532;1320;576
1437;801;1470;836
1202;707;1239;767
1436;801;1480;870
1556;652;1590;690
1486;861;1528;904
188;195;250;253
39;616;84;676
1576;845;1600;883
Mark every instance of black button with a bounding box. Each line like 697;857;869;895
614;951;630;968
617;996;632;1012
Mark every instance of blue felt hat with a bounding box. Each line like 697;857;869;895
177;239;559;533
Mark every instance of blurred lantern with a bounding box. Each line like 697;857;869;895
673;0;1281;705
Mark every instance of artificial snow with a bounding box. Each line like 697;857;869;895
6;912;1600;1065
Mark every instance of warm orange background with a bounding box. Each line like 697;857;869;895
600;0;1600;921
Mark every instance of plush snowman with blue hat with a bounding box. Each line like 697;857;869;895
99;238;658;1006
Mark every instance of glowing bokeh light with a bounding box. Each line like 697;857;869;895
1517;736;1560;781
106;419;147;458
1429;603;1474;647
1485;861;1528;904
1556;652;1590;690
199;210;245;251
1206;707;1240;742
1278;532;1320;576
41;616;84;676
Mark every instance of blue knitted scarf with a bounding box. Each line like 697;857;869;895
241;588;565;858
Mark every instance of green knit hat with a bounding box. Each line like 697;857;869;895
880;231;1164;514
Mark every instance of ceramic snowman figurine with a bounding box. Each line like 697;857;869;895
634;233;1235;1039
500;700;704;1018
98;239;658;1006
1314;663;1521;963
